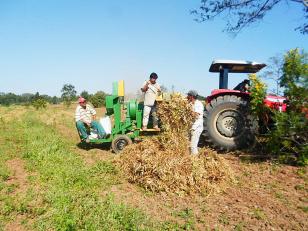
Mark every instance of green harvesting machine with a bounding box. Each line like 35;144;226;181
84;80;158;153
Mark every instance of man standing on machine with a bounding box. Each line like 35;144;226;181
141;72;161;131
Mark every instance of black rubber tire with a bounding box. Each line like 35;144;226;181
111;135;132;153
203;95;258;151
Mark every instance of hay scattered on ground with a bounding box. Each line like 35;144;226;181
116;95;234;196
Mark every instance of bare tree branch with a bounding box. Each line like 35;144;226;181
192;0;308;35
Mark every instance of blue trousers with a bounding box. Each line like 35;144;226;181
76;120;105;140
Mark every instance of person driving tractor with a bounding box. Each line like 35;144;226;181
75;97;105;143
233;79;250;92
141;72;161;131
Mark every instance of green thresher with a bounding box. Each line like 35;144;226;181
87;80;157;153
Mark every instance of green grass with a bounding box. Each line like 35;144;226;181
294;184;305;191
0;166;10;182
251;208;267;220
298;206;308;213
0;111;158;230
218;213;230;225
171;208;196;230
234;222;245;231
296;168;307;180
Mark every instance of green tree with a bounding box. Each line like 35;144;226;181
90;91;107;108
80;90;91;100
249;74;267;116
192;0;307;35
61;84;77;107
21;93;34;104
32;98;47;110
267;48;308;165
0;92;59;106
29;92;47;110
281;48;308;111
32;92;40;101
51;96;60;104
0;93;18;106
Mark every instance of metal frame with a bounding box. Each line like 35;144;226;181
210;59;266;90
88;81;142;144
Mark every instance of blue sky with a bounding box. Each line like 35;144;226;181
0;0;307;97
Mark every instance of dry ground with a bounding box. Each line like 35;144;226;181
1;104;307;230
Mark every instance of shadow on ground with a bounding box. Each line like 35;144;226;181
76;142;111;152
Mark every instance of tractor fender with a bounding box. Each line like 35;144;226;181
206;89;250;104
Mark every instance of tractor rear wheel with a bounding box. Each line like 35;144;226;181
203;95;258;151
111;135;132;153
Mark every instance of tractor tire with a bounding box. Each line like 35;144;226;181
111;135;132;153
203;95;258;151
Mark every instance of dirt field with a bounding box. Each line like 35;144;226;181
0;104;307;230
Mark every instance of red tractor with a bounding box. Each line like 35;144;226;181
203;60;287;151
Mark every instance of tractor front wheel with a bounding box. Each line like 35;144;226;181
203;95;258;151
111;135;132;153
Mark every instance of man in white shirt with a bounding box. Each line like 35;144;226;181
75;97;105;143
187;90;204;155
141;72;161;130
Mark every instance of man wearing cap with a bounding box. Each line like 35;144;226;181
187;90;204;155
75;97;105;143
141;72;161;130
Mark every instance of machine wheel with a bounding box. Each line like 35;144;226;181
111;135;132;153
203;95;258;151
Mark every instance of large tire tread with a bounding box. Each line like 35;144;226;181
203;95;257;151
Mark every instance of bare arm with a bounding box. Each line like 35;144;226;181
157;85;161;93
141;81;150;93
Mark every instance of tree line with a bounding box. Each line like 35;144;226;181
0;92;60;106
0;84;108;108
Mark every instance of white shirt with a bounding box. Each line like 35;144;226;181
142;81;161;106
75;104;96;124
192;99;204;130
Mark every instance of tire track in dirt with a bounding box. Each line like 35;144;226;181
4;158;28;231
5;159;28;195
